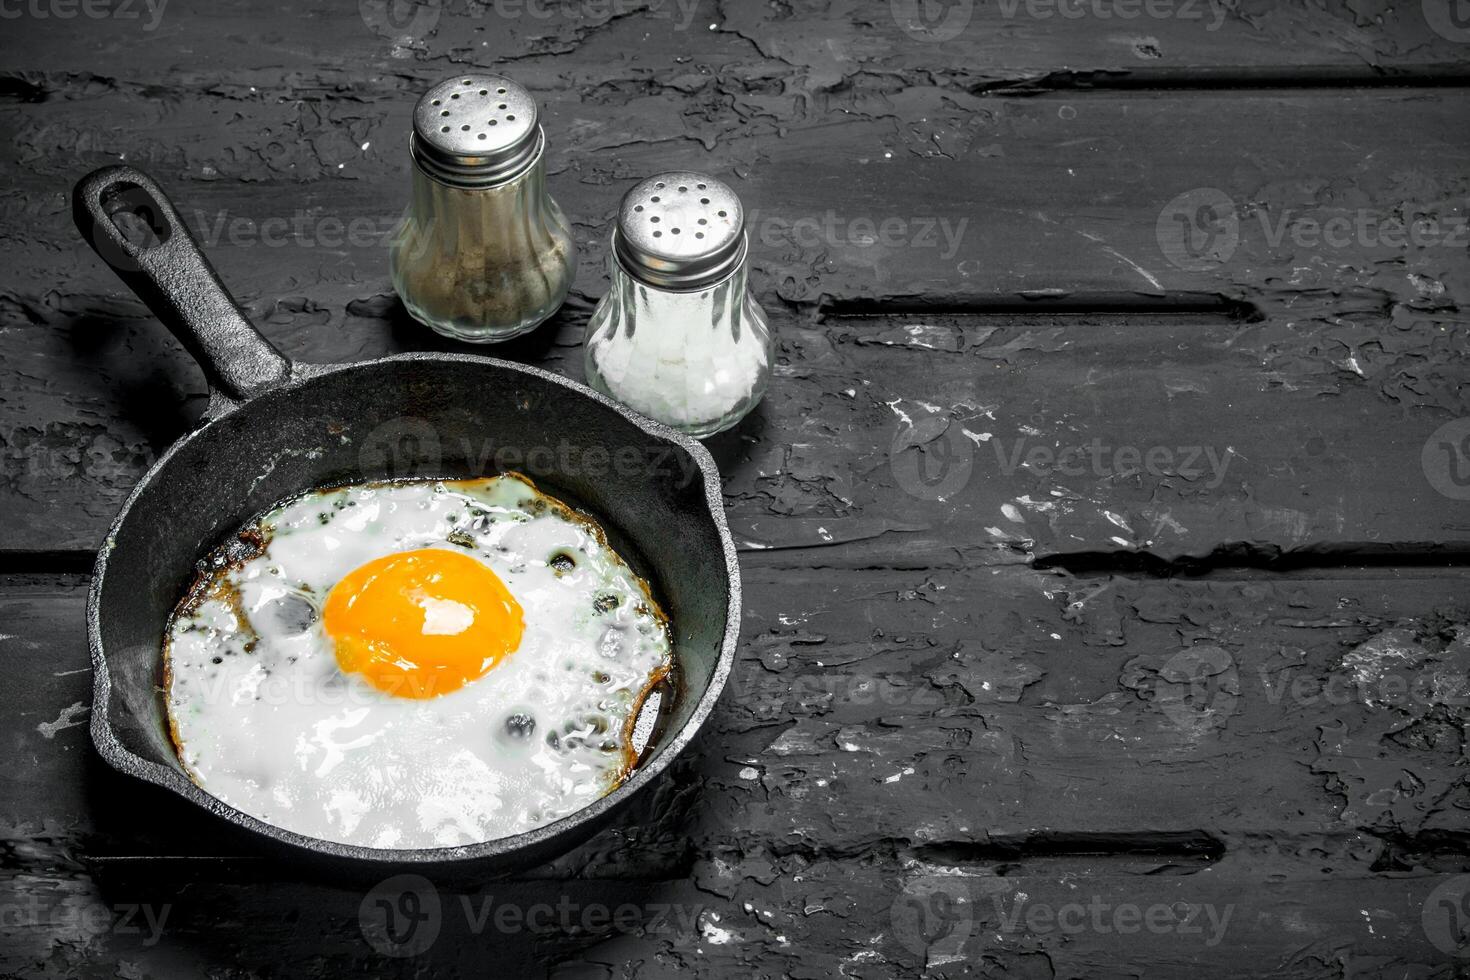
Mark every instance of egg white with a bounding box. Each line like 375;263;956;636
163;474;672;849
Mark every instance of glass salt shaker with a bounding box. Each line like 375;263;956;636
390;73;576;342
583;172;773;438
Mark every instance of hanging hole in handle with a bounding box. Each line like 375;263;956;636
101;182;171;251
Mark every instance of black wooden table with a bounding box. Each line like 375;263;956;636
3;2;1470;976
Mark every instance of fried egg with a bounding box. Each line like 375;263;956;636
163;474;673;849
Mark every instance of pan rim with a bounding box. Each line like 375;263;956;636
86;350;741;866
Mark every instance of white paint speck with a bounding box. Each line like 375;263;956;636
38;701;89;740
1101;246;1164;291
883;766;916;784
700;912;735;945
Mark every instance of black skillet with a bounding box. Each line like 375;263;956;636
72;165;739;875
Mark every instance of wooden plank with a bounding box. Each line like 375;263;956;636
723;563;1470;849
8;564;1470;863
4;85;1467;311
726;311;1470;562
1;860;1462;977
4;307;1466;559
3;0;1465;83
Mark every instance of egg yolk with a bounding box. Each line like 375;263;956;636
323;548;524;699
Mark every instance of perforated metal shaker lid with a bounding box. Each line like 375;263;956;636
613;172;746;291
411;74;541;187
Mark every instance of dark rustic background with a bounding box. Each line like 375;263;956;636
3;0;1470;976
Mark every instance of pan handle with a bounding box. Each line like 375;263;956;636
72;165;293;406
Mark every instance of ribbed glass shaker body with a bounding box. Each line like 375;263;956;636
389;74;575;342
584;252;773;439
390;155;574;341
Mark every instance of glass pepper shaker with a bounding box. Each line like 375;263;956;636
390;73;576;342
583;172;773;438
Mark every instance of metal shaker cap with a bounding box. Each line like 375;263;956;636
613;172;746;291
411;74;541;187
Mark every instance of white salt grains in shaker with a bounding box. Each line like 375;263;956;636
583;172;773;438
